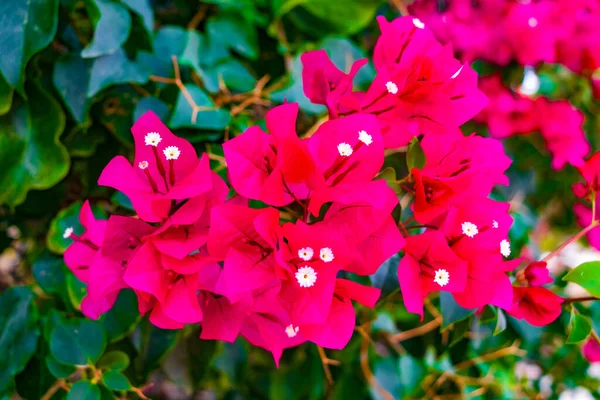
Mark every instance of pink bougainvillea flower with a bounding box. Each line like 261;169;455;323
299;279;380;350
64;201;106;282
301;50;367;117
276;220;348;325
523;261;553;286
536;99;590;170
315;180;405;275
508;286;563;327
307;113;384;188
123;240;210;325
357;16;486;148
583;338;600;363
398;230;467;318
207;204;281;302
475;75;539;138
504;2;562;66
224;103;320;206
199;292;254;342
574;151;600;198
80;215;155;320
442;197;513;252
412;133;511;224
239;282;305;366
451;250;517;311
98;111;214;222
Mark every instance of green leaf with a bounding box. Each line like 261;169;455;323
65;126;107;157
134;97;170;122
47;201;83;254
566;311;592;344
285;0;382;37
440;292;475;328
0;73;13;116
398;354;425;396
97;351;130;372
203;59;257;93
88;49;150;98
81;0;132;58
121;0;154;34
49;318;106;365
407;137;426;171
370;358;401;400
66;272;87;310
132;322;178;379
0;0;59;93
111;191;135;211
32;251;67;295
204;13;258;61
0;287;40;398
169;84;231;130
494;308;507;336
0;79;69;207
100;290;141;343
101;370;131;391
449;317;471;347
45;355;76;379
563;261;600;297
67;380;100;400
53;54;93;124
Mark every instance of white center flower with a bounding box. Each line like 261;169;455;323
144;132;162;146
63;227;74;239
519;66;540;96
285;324;299;338
528;17;538;28
434;269;449;287
337;143;353;157
386;81;398;94
500;239;511;257
492;220;499;229
461;222;479;238
138;160;149;170
358;130;373;146
298;247;314;261
163;146;181;160
413;18;425;29
319;247;334;263
296;266;317;288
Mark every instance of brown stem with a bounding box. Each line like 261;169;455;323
563;296;600;304
390;318;441;343
41;379;68;400
317;346;339;385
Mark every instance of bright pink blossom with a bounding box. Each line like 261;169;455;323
574;203;600;251
398;230;467;318
358;16;487;148
536;99;589;170
583;338;600;363
475;75;538;138
64;201;106;282
301;50;367;117
98;111;214;222
508;286;563;327
223;103;320;206
523;261;553;286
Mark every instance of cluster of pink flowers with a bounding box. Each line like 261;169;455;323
409;0;600;74
476;75;590;170
63;16;566;363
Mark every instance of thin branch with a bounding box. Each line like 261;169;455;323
41;379;68;400
360;326;395;400
317;346;340;385
389;318;441;343
563;296;600;304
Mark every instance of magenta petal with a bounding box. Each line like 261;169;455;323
200;293;253;342
161;276;203;324
301;297;355;350
149;303;185;330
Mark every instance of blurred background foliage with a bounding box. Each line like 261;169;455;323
1;0;600;399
